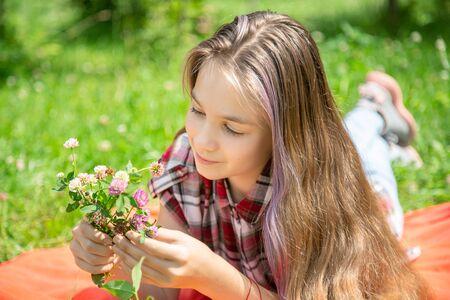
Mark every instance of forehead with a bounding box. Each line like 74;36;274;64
192;61;262;124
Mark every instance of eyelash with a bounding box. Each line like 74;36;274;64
190;107;243;136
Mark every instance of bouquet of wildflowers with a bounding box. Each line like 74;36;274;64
53;138;163;299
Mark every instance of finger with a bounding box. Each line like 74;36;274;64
74;255;114;274
78;221;113;245
151;227;181;243
70;239;116;266
125;231;179;260
113;246;168;285
112;235;174;273
77;235;114;257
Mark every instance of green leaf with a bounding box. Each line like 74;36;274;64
80;205;97;214
69;191;82;201
102;280;135;300
126;160;134;172
140;230;146;244
116;196;125;213
66;202;79;212
107;195;117;210
52;184;66;192
97;190;107;201
128;195;138;208
123;195;131;209
129;173;142;184
66;171;75;181
132;256;145;294
91;273;106;287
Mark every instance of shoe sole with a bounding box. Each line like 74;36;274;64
366;71;417;145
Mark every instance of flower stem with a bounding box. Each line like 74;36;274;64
135;166;150;173
71;149;77;174
125;206;134;221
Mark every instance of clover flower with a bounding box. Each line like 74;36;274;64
149;162;164;177
86;174;97;185
77;173;90;183
133;189;149;208
114;170;129;183
77;173;97;185
109;178;128;195
131;213;149;231
94;165;108;180
69;178;83;192
98;140;112;152
56;172;65;179
146;225;159;238
63;138;79;149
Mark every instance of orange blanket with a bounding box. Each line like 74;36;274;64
1;202;449;300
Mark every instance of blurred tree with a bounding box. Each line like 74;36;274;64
385;0;449;31
0;0;29;80
68;0;205;41
65;0;207;60
0;0;5;39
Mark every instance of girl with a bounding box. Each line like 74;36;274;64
70;11;428;299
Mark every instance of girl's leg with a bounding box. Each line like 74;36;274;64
344;106;404;238
343;71;419;239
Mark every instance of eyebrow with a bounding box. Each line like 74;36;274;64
191;90;254;125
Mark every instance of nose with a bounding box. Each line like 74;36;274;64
195;123;219;153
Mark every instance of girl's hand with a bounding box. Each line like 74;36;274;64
112;228;216;289
70;220;118;274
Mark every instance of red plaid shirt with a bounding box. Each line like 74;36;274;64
148;133;277;296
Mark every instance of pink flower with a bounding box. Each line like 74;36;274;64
114;170;129;183
149;161;164;177
63;138;79;149
69;178;83;192
131;214;149;231
94;165;108;180
147;225;158;238
109;178;128;195
0;192;8;202
133;189;149;208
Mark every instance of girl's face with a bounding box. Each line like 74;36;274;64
185;62;272;186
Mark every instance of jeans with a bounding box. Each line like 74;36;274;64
344;107;404;238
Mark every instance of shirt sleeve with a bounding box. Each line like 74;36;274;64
147;133;196;231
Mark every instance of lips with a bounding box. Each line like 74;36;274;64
195;151;219;164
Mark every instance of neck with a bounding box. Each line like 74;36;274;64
227;164;267;203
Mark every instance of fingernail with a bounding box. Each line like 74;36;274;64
113;235;122;243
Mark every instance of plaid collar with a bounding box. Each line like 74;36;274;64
200;160;272;225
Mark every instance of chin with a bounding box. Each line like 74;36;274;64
196;165;226;181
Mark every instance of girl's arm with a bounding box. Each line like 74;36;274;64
195;252;278;300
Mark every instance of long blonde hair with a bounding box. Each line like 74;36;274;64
182;11;427;299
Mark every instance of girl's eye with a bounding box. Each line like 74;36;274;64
190;107;205;116
224;125;243;136
190;106;243;136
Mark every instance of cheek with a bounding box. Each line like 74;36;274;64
185;113;197;138
225;135;271;168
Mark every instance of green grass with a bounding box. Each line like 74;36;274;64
0;0;448;261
